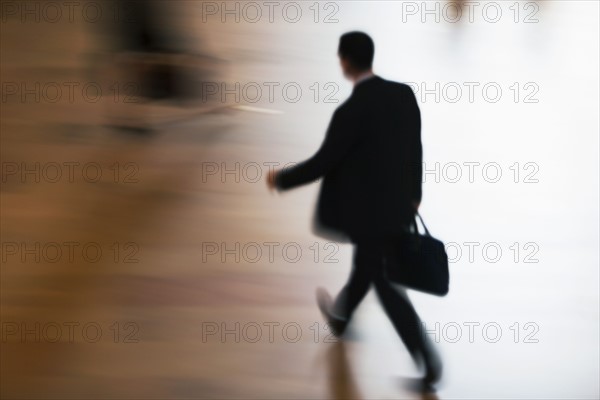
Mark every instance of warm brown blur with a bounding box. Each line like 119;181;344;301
2;1;599;399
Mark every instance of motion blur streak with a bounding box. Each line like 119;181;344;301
1;1;598;399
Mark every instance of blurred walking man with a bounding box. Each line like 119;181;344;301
267;32;442;391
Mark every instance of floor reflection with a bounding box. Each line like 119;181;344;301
325;341;440;400
326;342;362;399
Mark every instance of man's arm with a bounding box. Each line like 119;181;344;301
404;85;422;208
274;105;360;191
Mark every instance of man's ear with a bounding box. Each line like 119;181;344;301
339;57;352;76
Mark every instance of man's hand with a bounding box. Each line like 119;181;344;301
412;200;420;211
267;169;278;192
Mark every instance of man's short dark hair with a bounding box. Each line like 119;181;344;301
338;31;374;71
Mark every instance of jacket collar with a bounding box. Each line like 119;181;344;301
354;71;376;86
352;75;381;93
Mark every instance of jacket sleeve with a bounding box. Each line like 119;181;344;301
405;86;423;203
275;105;360;191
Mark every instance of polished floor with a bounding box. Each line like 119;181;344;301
1;1;599;399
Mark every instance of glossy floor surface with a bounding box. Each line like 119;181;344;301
1;2;599;399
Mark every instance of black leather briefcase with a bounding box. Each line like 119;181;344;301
385;213;449;296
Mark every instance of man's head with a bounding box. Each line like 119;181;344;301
338;31;375;80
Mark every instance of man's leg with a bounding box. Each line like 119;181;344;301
317;241;374;336
370;244;442;385
331;243;373;319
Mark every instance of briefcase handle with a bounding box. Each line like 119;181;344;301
414;212;431;237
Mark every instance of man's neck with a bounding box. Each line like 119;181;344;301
353;70;374;86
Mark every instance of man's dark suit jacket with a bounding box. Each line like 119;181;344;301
275;76;423;240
